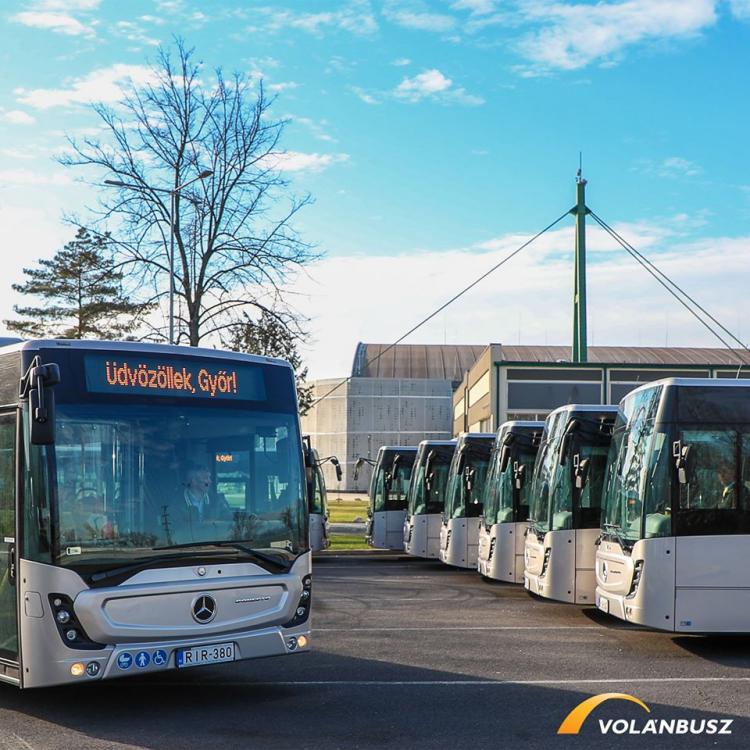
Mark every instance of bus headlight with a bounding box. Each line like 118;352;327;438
283;575;312;628
626;560;644;599
56;609;71;625
49;594;104;651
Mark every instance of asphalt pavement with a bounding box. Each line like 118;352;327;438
0;555;749;750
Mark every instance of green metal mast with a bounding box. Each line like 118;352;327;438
571;171;589;363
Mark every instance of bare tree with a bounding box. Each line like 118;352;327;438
61;39;316;346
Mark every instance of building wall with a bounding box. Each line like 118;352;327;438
453;356;738;436
301;377;454;491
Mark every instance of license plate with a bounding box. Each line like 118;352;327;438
176;642;235;668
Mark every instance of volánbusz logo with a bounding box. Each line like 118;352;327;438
557;693;733;736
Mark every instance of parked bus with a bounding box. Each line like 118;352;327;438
303;438;341;552
597;379;750;632
439;433;494;569
524;405;618;604
0;339;311;688
403;439;456;559
477;421;543;582
365;446;417;550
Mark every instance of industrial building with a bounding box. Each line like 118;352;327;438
300;343;484;491
452;344;750;435
303;341;750;492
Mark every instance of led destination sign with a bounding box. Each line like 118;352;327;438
84;353;266;401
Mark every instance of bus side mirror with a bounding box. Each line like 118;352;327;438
331;456;343;482
673;442;692;485
514;462;527;490
463;465;474;491
353;457;365;481
25;362;60;446
574;457;590;489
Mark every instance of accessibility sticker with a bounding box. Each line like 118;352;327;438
135;651;151;669
117;653;133;670
153;650;168;667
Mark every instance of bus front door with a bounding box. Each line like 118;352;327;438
0;413;18;672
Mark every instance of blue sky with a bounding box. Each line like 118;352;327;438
1;0;750;376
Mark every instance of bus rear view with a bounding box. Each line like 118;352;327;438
524;405;617;604
0;340;311;688
597;378;750;632
403;440;456;559
477;422;543;582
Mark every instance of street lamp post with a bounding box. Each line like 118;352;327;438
104;169;213;344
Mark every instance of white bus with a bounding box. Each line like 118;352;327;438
403;439;456;559
303;439;341;552
524;405;618;604
477;421;543;582
439;433;494;569
597;378;750;632
365;446;417;550
0;339;311;688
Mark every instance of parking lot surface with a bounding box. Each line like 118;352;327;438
0;555;748;749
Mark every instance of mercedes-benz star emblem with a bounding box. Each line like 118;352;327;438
192;594;217;624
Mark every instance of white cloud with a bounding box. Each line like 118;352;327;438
393;68;484;105
249;2;378;36
263;151;350;172
293;223;750;378
516;0;717;72
451;0;496;14
36;0;100;9
11;11;95;36
658;157;702;178
1;110;36;125
15;64;155;110
633;156;703;179
384;9;456;32
350;86;380;104
728;0;750;19
0;169;73;187
392;57;412;66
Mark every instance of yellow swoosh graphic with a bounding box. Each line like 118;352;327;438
557;693;650;735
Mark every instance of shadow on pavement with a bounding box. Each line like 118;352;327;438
0;650;748;750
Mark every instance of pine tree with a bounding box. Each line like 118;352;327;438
5;227;148;340
225;311;314;415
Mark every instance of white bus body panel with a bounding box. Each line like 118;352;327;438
478;522;527;583
524;528;599;604
404;513;442;559
18;553;312;688
596;535;750;633
309;513;330;552
439;517;480;569
368;510;407;550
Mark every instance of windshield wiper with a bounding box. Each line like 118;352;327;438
602;522;628;547
152;541;290;572
88;550;237;585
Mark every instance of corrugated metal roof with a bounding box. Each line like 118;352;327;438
494;345;750;367
350;342;750;380
351;342;486;380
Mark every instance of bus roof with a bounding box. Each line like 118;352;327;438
0;338;294;371
623;376;750;401
546;403;620;418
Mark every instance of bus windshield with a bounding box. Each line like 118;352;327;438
444;441;492;520
528;418;564;534
484;441;538;527
602;384;750;543
407;445;453;516
372;451;415;513
23;402;306;576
